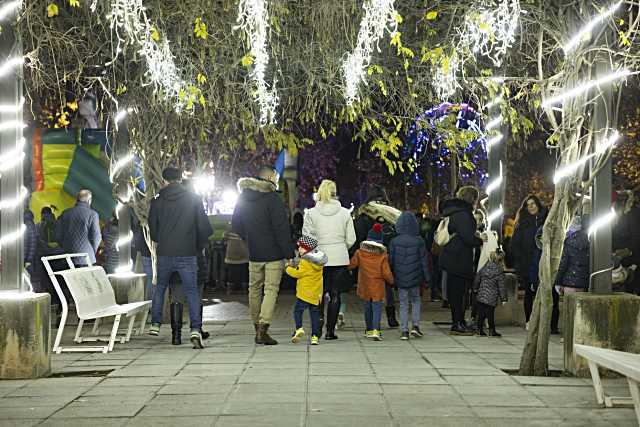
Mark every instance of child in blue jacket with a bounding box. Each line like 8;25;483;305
389;212;431;339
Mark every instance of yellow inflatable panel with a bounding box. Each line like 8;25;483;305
30;189;76;223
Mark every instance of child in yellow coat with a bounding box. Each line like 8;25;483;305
286;235;328;345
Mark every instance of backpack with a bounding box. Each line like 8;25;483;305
432;217;455;255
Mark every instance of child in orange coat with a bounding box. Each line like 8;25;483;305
349;224;394;340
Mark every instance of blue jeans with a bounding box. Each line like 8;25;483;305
363;300;384;331
141;256;154;301
293;298;320;337
152;256;201;331
399;287;421;332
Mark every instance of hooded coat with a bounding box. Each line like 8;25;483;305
303;199;356;266
232;177;294;262
286;249;328;305
474;261;507;307
149;182;213;257
349;241;394;301
389;212;430;288
554;227;589;289
439;198;483;279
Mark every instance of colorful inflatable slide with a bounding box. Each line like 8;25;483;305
30;129;114;222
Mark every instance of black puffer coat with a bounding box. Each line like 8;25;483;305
554;228;589;289
439;198;483;279
510;211;547;280
389;212;430;288
231;177;295;262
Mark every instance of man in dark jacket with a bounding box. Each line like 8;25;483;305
439;186;485;335
55;190;102;265
148;167;213;349
232;167;294;345
389;212;431;339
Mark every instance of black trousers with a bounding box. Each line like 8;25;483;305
447;273;468;325
476;302;495;331
524;281;560;329
319;266;345;334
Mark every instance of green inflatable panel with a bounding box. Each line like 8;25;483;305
63;146;115;220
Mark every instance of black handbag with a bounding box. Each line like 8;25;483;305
334;267;355;293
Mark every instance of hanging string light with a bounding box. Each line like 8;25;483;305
433;54;461;100
588;207;616;237
485;161;503;196
342;0;399;106
457;0;521;67
108;0;190;112
236;0;279;125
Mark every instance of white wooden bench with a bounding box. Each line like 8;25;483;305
575;344;640;424
42;253;151;354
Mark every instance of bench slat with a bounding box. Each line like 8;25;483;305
576;344;640;382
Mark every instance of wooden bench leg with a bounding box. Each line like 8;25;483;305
53;306;68;354
138;309;148;335
628;378;640;425
108;315;122;352
74;320;84;343
587;360;606;406
92;318;101;335
124;314;136;343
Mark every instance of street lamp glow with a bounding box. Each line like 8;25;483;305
563;1;623;54
541;69;631;108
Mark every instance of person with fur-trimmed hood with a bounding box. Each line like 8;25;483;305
232;167;295;345
349;223;395;341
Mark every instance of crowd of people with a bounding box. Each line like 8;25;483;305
25;164;640;349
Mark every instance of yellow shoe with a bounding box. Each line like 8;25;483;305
365;330;372;338
291;328;305;343
370;329;382;341
311;336;319;345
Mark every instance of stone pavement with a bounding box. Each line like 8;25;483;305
0;292;637;427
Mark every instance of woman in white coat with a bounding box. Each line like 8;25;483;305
303;179;356;339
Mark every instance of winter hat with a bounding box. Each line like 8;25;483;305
297;235;318;252
367;223;384;244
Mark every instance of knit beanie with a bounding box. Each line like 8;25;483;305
367;223;384;244
297;235;318;252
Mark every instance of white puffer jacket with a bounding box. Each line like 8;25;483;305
303;199;356;267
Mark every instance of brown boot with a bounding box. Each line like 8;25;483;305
257;323;278;345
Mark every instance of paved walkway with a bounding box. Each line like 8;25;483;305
0;292;637;426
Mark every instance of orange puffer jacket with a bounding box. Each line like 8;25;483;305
349;241;394;302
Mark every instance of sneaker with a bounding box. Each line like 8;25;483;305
190;330;204;349
311;336;319;345
400;331;410;340
149;323;160;336
291;328;305;343
525;322;530;331
370;329;382;341
337;313;345;330
410;326;424;338
364;330;372;338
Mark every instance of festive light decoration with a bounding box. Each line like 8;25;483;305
236;0;279;125
115;230;133;251
0;186;28;210
487;205;504;225
486;133;503;151
341;0;399;106
542;69;632;107
114;260;134;275
108;0;190;112
404;102;488;187
485;161;503;196
0;1;21;22
0;97;24;113
553;130;619;184
588;207;616;237
433;54;460;100
485;96;502;110
109;153;134;183
0;57;23;78
485;116;502;130
563;1;623;54
457;0;521;67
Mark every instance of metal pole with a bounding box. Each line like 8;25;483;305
590;59;613;295
0;11;24;292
